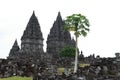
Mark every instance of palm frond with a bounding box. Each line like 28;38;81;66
81;30;87;37
64;13;90;37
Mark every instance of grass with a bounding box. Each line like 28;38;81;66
0;76;32;80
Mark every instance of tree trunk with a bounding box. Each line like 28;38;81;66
74;35;78;73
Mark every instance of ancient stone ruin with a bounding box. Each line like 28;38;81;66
1;11;120;80
8;11;75;60
47;12;75;57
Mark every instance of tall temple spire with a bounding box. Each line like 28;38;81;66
13;39;19;50
47;12;75;57
8;11;44;60
21;11;43;40
9;39;20;58
32;11;35;16
56;12;62;21
49;12;63;39
14;39;19;47
20;11;44;59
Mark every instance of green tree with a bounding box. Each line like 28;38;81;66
64;14;90;73
59;46;75;57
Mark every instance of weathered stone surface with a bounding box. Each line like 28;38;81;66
47;12;75;57
2;11;120;80
9;40;20;59
20;11;44;56
8;11;44;60
8;11;75;60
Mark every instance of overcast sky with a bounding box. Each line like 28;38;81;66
0;0;120;58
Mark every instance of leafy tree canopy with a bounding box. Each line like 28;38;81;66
64;14;90;37
59;46;75;57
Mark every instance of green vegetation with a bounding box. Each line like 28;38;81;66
64;13;90;73
0;76;32;80
59;46;75;57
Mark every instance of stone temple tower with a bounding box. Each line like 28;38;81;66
47;12;75;57
9;11;44;60
20;11;44;58
9;39;20;59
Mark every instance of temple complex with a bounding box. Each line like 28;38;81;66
8;11;75;60
1;11;120;80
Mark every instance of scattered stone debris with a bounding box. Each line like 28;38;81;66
1;12;120;80
0;53;120;80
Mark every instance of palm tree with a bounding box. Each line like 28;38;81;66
64;14;90;73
